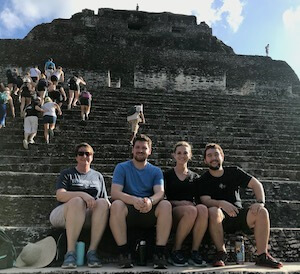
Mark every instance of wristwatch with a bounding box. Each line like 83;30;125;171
149;197;154;205
256;200;265;204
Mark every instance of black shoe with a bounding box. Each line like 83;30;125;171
168;250;188;266
118;252;133;268
255;253;283;268
212;251;227;267
189;250;207;267
153;253;168;269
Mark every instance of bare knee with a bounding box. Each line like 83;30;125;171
155;200;172;216
257;207;269;220
110;200;127;217
196;204;208;219
65;197;86;214
94;198;110;211
208;207;223;223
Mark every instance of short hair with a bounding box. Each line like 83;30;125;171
133;134;152;149
74;142;94;156
173;141;192;156
203;143;224;159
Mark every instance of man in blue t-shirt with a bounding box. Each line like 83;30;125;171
109;134;172;269
49;143;110;269
199;143;283;269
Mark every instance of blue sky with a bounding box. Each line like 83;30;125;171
0;0;299;80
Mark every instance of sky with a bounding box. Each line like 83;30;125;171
0;0;299;80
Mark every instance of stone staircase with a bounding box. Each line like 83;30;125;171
0;87;300;268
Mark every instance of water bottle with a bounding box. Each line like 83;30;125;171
235;236;245;264
76;241;85;266
137;240;147;266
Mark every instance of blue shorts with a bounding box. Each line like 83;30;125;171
43;115;56;124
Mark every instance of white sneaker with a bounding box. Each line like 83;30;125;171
28;139;35;144
23;139;28;149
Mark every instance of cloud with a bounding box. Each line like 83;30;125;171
189;0;244;32
0;7;23;31
0;0;245;38
218;0;244;32
282;5;300;35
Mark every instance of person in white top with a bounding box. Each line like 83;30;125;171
51;66;65;84
42;97;62;144
29;65;41;87
127;104;145;144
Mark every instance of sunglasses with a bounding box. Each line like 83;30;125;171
77;151;92;156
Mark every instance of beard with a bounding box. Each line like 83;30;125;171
133;153;147;162
207;161;221;170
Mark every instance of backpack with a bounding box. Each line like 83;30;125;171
6;69;12;78
48;230;67;267
0;229;16;269
0;93;8;104
127;106;137;116
80;91;91;99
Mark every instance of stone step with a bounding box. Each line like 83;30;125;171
0;160;299;180
0;196;298;227
0;171;299;200
1;152;300;166
1;226;300;264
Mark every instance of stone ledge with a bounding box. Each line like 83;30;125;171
0;263;300;274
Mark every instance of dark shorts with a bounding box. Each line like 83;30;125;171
126;204;157;229
49;90;63;103
222;207;253;234
7;77;16;85
51;75;58;82
43;115;56;124
31;77;38;83
79;98;91;106
21;91;32;98
69;82;79;91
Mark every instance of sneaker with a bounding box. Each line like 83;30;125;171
212;251;227;267
153;253;168;269
86;250;102;268
189;250;207;267
255;253;283;268
118;252;133;268
28;139;35;144
23;139;28;149
49;129;54;137
61;251;77;269
168;250;188;266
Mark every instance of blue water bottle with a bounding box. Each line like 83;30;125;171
76;241;85;266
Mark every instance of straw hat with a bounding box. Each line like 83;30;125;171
15;236;56;268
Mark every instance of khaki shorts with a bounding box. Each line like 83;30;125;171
49;204;92;228
24;116;38;134
129;118;141;134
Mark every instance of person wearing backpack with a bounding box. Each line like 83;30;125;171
37;73;50;105
6;68;18;93
0;88;15;129
22;96;44;149
44;58;56;79
79;88;92;123
127;104;145;145
19;79;35;117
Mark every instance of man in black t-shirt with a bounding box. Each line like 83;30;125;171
198;143;282;269
49;143;110;269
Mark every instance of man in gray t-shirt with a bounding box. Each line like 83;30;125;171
49;143;110;269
